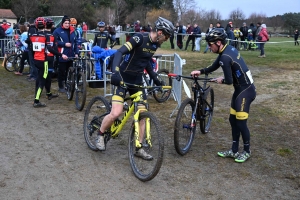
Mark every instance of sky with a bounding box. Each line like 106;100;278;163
196;0;300;18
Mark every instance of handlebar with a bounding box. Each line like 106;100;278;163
168;73;214;82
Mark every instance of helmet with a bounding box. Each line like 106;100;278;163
154;16;175;36
70;18;77;25
45;18;54;28
205;28;227;43
35;17;46;29
97;21;105;27
248;29;252;33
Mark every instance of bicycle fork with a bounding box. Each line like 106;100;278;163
133;109;150;148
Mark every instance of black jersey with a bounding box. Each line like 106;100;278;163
112;32;159;76
92;31;113;48
201;44;254;86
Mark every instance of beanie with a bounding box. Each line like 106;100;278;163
61;15;70;25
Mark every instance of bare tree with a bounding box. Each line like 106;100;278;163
266;15;284;34
173;0;196;22
12;0;39;20
229;8;246;26
248;12;267;24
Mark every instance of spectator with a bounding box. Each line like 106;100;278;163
225;22;234;45
82;22;88;39
257;24;269;58
1;19;9;31
294;29;299;45
125;23;134;42
203;23;214;53
25;18;38;81
14;25;29;76
182;24;187;40
93;21;115;48
255;22;261;49
192;23;201;52
170;31;175;49
216;22;224;28
240;22;248;50
115;24;121;45
0;24;6;64
134;20;141;32
5;22;13;37
53;15;79;93
107;24;116;45
184;23;195;51
175;22;183;49
233;27;242;49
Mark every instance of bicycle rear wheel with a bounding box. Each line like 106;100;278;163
153;69;172;103
128;112;164;182
66;67;75;100
174;98;196;156
75;71;87;111
83;96;111;151
200;88;214;134
4;54;17;72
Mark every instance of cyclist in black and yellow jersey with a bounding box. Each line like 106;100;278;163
95;17;174;160
191;28;256;162
92;21;115;49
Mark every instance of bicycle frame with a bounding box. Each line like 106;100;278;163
109;85;171;148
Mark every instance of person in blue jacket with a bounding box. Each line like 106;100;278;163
53;15;79;93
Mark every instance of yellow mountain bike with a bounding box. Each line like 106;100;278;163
83;83;171;181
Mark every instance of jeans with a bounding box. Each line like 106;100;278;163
203;44;210;53
195;37;201;51
28;50;38;79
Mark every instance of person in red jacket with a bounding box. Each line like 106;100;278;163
257;24;269;58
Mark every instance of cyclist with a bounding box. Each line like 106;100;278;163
70;18;83;48
44;18;68;100
30;17;68;108
53;15;79;93
92;21;115;49
95;17;174;160
191;28;256;162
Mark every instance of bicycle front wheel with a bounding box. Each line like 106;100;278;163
83;96;111;151
174;98;196;156
66;67;75;100
75;71;87;111
128;112;164;182
200;88;214;134
153;69;172;103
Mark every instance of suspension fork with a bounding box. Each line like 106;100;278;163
133;108;148;148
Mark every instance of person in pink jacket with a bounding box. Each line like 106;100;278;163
258;24;269;58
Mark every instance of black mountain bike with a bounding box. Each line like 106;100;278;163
170;74;214;156
142;68;172;103
65;57;87;111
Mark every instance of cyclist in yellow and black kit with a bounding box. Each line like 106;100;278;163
191;28;256;162
92;21;115;49
95;17;175;160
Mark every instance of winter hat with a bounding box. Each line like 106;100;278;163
261;24;266;28
61;15;70;25
2;19;7;22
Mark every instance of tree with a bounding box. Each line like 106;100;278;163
173;0;196;22
267;15;284;34
229;8;246;26
11;0;39;21
0;0;12;9
282;12;300;34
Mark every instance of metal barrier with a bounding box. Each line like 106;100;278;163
0;37;15;58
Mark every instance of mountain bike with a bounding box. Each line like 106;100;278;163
142;68;172;103
83;83;171;181
65;57;87;111
169;73;214;156
4;48;28;73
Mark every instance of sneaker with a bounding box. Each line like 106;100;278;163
33;102;46;108
27;78;36;82
235;151;251;163
95;135;105;150
47;94;59;100
258;55;266;58
59;88;66;93
134;148;153;160
14;72;23;75
217;149;239;159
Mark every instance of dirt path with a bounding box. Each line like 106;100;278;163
0;66;299;200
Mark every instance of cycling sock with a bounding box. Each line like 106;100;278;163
98;130;104;136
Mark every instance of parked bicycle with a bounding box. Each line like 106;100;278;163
4;47;29;74
142;68;172;103
65;57;87;111
83;83;171;181
169;73;214;156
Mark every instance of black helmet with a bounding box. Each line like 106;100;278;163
205;28;227;43
45;18;54;29
154;16;174;36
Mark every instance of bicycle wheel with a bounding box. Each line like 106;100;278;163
174;98;196;156
128;111;164;182
199;88;214;134
13;54;29;74
83;96;111;151
4;54;17;72
75;71;87;111
66;67;75;100
153;69;172;103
